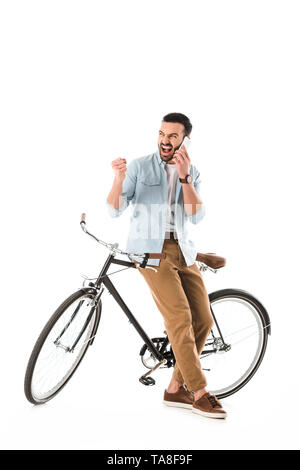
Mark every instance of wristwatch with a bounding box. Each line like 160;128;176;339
179;174;192;184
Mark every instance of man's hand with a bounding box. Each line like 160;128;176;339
173;145;191;178
111;157;127;181
107;158;127;211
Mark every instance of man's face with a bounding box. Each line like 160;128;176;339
158;121;185;163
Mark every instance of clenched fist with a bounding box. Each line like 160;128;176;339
111;157;127;181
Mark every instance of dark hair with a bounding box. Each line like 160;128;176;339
162;112;192;137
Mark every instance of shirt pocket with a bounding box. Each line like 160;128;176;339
138;178;161;186
136;173;162;203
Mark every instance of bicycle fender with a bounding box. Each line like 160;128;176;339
209;288;271;336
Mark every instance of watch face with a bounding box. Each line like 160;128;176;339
186;175;192;183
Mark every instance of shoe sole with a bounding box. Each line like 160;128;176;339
163;400;193;410
192;407;227;419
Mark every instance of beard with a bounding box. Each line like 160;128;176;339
158;142;182;163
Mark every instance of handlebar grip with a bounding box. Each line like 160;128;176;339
81;213;86;224
148;253;166;259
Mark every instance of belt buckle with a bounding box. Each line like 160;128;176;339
165;231;178;240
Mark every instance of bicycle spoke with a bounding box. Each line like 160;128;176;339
30;295;97;401
200;295;268;397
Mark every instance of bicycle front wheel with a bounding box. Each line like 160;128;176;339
201;289;270;399
24;289;101;405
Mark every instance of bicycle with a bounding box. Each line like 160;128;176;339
24;213;271;405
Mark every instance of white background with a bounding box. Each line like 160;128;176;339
1;0;299;450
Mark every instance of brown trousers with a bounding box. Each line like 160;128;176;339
134;237;214;392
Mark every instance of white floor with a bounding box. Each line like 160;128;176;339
2;328;299;451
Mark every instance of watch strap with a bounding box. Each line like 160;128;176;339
179;174;192;183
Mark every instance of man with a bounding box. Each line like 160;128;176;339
106;113;227;419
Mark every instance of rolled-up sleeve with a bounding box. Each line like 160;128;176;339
187;171;205;225
106;159;138;218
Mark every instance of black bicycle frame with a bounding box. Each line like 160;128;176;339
94;252;165;362
91;251;226;361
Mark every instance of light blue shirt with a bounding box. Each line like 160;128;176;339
106;147;205;267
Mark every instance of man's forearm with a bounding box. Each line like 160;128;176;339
181;183;203;216
107;177;124;209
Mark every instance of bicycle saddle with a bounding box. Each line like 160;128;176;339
196;252;226;269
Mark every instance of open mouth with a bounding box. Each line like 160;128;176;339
161;145;172;155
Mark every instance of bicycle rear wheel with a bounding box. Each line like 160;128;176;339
24;289;101;404
202;289;270;399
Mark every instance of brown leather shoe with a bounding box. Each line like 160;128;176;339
163;386;194;409
192;392;227;419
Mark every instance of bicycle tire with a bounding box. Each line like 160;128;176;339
208;288;270;399
24;288;102;405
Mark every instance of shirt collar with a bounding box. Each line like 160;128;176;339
154;146;167;168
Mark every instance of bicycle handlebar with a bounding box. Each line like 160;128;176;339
79;213;221;273
80;212;165;261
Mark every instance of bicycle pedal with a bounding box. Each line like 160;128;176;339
139;376;155;386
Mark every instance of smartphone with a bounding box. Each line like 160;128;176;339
179;136;191;151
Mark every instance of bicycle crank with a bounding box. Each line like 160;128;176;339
139;358;167;386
